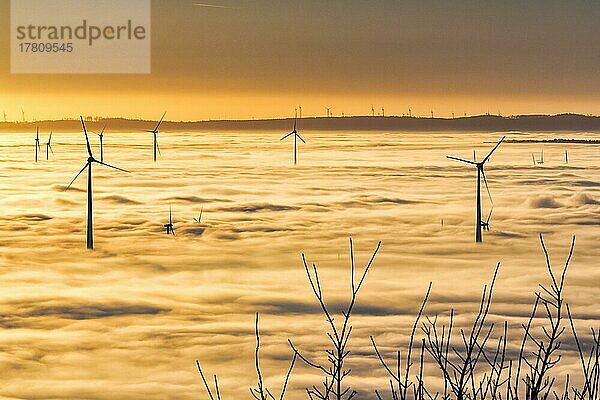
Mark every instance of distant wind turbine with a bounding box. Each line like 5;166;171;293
21;108;25;122
371;105;375;117
193;206;204;223
325;107;332;118
447;136;505;243
65;116;130;250
34;128;40;162
3;111;6;122
146;112;166;162
481;208;493;231
565;149;569;164
45;132;54;160
164;205;175;235
96;124;107;162
381;107;385;117
298;106;302;119
532;153;536;166
281;110;306;165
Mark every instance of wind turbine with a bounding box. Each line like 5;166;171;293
535;148;544;164
371;105;375;117
281;110;306;165
96;124;107;162
146;112;166;162
532;153;537;166
164;205;175;235
481;208;493;231
325;107;332;118
65;116;130;250
193;206;203;223
447;136;505;243
21;108;25;122
45;132;54;160
381;107;385;117
565;149;569;164
34;128;41;162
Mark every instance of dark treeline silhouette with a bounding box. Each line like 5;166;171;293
196;236;600;400
3;114;600;133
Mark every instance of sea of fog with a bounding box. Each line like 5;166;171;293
0;130;598;399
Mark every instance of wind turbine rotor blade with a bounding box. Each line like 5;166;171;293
49;144;54;154
154;111;166;131
145;130;156;133
482;135;506;163
446;156;478;165
280;132;294;141
100;125;106;135
95;160;130;173
481;169;493;204
293;117;297;131
486;208;493;224
65;163;89;191
80;116;94;157
156;139;162;156
297;133;306;144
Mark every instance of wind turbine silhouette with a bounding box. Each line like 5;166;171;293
96;124;107;162
146;112;166;162
193;206;203;223
481;208;493;231
371;105;375;117
325;107;332;117
281;110;306;165
65;116;130;250
45;132;54;160
164;205;175;235
34;128;40;162
447;136;505;243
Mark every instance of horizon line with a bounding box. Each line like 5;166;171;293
1;112;598;125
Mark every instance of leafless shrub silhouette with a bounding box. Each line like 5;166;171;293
194;235;598;400
420;263;507;400
567;305;600;400
370;282;432;400
196;312;296;400
508;235;575;400
288;238;381;400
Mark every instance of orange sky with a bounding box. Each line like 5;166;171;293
1;0;599;121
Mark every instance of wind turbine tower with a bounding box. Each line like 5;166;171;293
281;110;306;165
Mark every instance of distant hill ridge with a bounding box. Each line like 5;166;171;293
1;114;599;132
